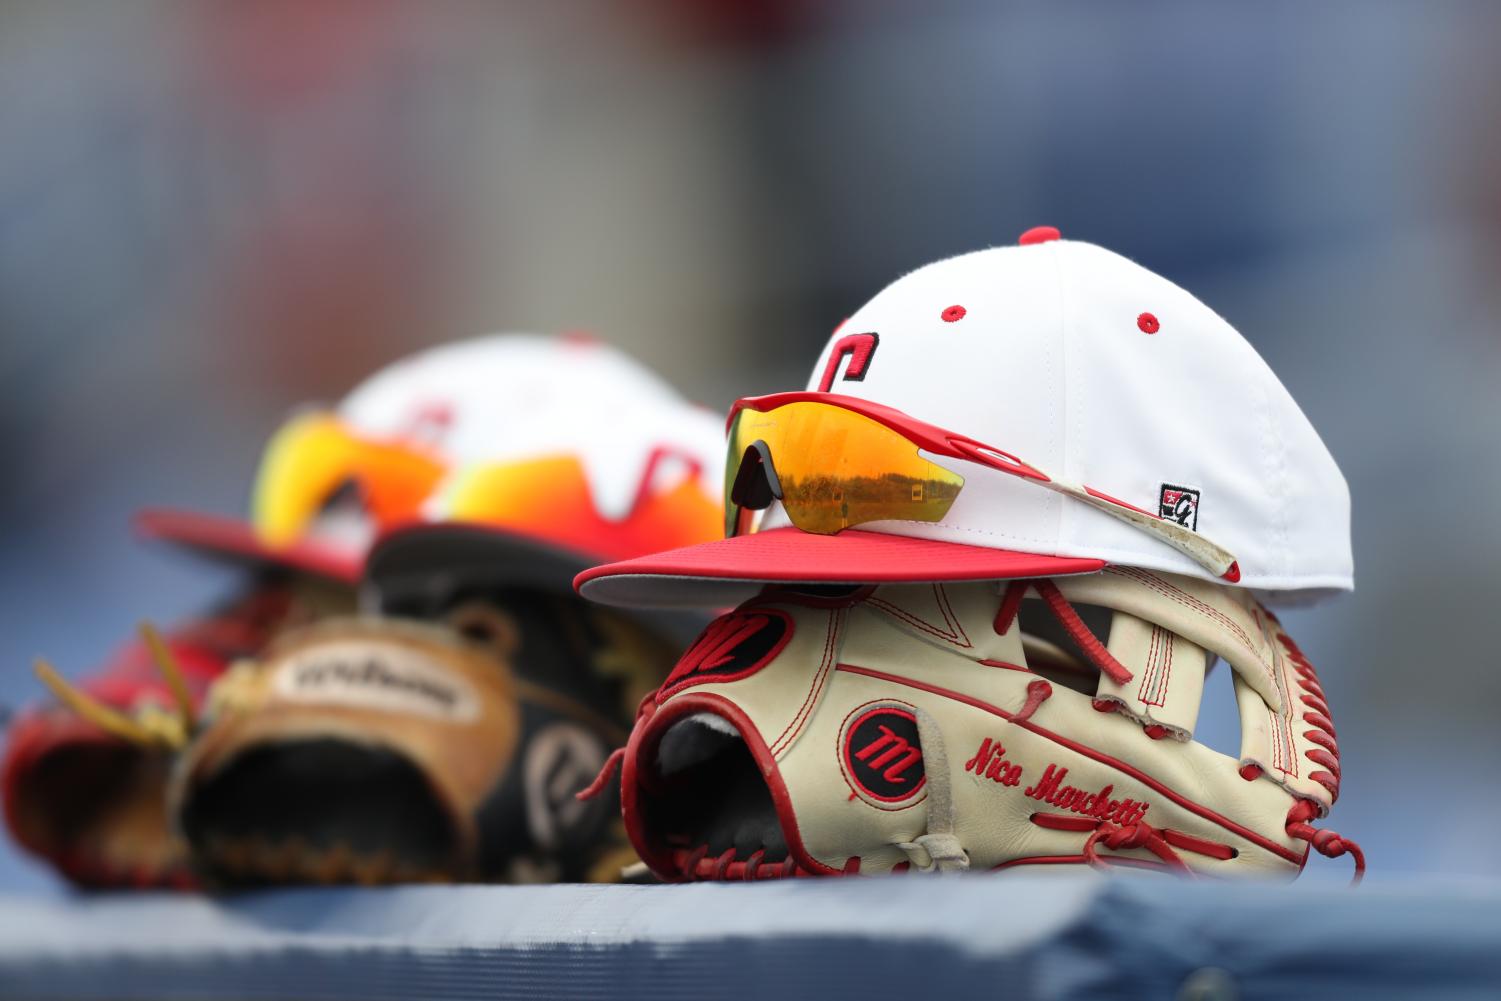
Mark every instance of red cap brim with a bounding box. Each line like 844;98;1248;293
134;508;361;584
574;526;1106;608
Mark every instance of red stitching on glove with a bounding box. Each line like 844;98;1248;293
835;662;1304;865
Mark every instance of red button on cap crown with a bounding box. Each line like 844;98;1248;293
1018;226;1061;245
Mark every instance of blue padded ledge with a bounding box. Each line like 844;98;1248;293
0;877;1497;1000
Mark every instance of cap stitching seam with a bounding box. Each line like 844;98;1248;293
1046;240;1069;554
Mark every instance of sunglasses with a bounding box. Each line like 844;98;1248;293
254;412;448;547
723;392;1239;582
257;411;722;562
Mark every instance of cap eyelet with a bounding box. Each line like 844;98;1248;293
1137;312;1160;334
941;305;967;323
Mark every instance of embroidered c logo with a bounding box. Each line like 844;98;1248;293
816;333;880;393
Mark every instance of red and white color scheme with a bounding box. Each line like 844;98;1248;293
355;334;725;588
577;228;1352;608
148;332;717;581
573;230;1361;883
598;572;1363;882
7;332;718;888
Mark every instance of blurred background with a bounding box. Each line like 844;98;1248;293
2;0;1498;891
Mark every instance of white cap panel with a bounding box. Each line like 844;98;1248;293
333;333;722;524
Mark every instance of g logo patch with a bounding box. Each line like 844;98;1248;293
839;703;926;806
659;609;792;699
1158;483;1201;531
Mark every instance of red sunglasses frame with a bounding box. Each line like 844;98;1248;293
727;392;1240;583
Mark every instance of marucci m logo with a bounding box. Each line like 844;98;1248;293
817;332;880;392
855;726;921;783
840;704;926;804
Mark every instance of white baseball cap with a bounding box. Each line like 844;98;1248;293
347;334;726;600
577;227;1352;608
145;333;724;587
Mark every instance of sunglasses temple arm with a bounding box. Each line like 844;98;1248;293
728;503;763;539
940;438;1239;580
1045;478;1240;582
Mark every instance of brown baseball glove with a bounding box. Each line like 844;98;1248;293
3;574;351;887
171;593;674;886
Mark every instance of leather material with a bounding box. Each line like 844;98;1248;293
624;570;1357;880
1;575;353;888
174;594;675;886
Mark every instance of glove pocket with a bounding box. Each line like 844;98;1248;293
170;617;522;884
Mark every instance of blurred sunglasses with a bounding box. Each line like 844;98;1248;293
257;410;721;561
723;392;1239;582
253;412;447;547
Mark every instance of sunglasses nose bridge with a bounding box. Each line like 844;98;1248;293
730;440;783;512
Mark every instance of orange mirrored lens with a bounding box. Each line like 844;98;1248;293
446;455;722;562
252;413;446;546
726;401;964;536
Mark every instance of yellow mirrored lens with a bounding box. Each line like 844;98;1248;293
727;402;964;535
251;412;445;546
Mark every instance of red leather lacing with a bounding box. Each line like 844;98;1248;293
1285;798;1365;884
992;581;1027;636
1006;582;1169;739
1013;679;1052;723
574;746;625;803
1257;621;1364;883
1029;812;1234;877
575;691;661;803
673;845;808;880
1033;581;1133;684
1272;628;1341;801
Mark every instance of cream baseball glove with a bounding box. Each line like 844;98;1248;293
588;568;1362;882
